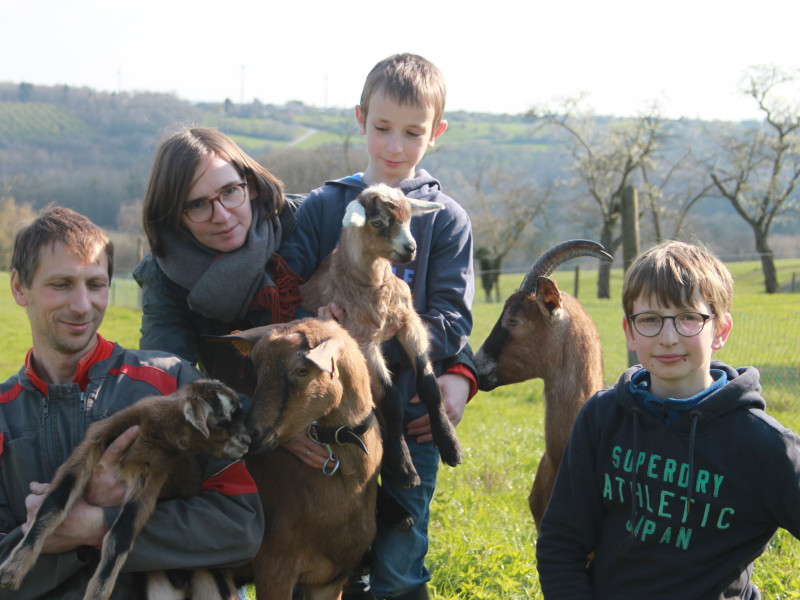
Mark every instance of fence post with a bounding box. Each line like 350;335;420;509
574;265;580;298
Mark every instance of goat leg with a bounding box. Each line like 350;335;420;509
0;446;99;590
528;451;558;532
85;473;162;600
413;359;463;468
379;383;420;489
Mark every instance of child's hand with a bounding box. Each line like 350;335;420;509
407;373;469;443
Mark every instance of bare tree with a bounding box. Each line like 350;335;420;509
529;97;666;297
453;154;551;301
707;65;800;293
0;193;34;269
639;146;717;241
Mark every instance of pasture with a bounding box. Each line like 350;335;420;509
0;259;798;599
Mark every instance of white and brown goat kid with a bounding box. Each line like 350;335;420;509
474;240;612;531
299;184;463;489
220;318;382;600
0;380;249;600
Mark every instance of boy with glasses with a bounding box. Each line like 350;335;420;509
536;240;800;599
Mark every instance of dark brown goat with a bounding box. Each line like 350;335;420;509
299;184;463;489
0;380;249;600
221;318;382;600
474;240;612;530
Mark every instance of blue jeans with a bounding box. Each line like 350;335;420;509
370;434;440;598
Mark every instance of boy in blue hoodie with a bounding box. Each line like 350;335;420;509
536;240;800;599
281;53;475;600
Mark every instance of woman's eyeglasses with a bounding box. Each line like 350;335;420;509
182;182;247;223
627;311;714;337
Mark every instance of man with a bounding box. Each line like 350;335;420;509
0;206;263;599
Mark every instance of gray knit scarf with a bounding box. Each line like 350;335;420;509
155;203;282;322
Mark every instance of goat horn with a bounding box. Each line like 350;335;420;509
520;240;613;293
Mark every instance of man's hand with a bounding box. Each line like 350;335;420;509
21;425;139;553
407;373;470;443
85;425;139;506
23;484;105;552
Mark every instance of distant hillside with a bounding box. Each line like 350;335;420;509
1;81;797;273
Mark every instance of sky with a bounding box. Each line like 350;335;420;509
1;0;798;122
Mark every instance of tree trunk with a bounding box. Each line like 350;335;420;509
597;223;613;299
755;231;779;293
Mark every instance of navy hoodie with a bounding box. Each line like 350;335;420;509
536;361;800;599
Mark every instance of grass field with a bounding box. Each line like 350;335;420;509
0;259;798;598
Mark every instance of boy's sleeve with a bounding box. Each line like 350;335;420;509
415;201;474;363
279;190;326;282
759;428;800;540
535;404;599;598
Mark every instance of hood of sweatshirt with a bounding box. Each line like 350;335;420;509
613;360;764;531
327;169;442;202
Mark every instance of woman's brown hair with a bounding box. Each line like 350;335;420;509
142;127;285;256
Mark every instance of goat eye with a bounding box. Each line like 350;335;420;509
294;367;310;377
370;219;383;229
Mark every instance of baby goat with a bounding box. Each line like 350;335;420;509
220;318;382;600
299;184;463;488
0;379;250;600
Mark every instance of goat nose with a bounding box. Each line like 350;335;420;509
405;241;416;254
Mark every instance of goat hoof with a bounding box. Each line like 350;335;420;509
438;442;464;467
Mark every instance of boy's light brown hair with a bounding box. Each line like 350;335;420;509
359;53;447;128
622;240;733;318
12;206;114;288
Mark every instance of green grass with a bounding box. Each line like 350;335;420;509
1;259;798;598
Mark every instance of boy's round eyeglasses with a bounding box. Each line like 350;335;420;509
627;311;714;338
182;182;247;223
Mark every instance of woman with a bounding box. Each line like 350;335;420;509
134;127;302;396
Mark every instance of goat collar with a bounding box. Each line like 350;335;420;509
307;410;375;455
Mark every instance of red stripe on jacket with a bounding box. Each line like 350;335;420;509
0;383;23;404
108;364;178;396
201;460;258;496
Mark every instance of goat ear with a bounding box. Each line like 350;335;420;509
535;277;564;320
306;338;343;376
183;397;211;439
342;200;367;228
209;326;273;357
408;199;444;216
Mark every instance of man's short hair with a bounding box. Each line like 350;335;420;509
11;206;114;288
622;240;733;318
359;53;447;128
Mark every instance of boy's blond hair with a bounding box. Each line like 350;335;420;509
359;53;446;128
622;240;733;318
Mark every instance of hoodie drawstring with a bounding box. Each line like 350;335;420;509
629;407;642;536
685;411;701;515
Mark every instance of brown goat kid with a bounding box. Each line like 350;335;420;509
474;240;612;530
299;184;463;489
221;318;382;600
0;380;249;600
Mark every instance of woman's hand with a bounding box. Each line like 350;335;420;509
282;431;330;469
